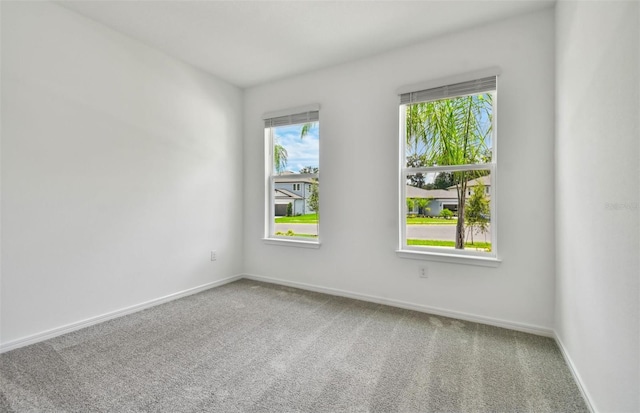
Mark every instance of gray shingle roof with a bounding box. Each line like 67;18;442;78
274;173;317;184
406;186;457;199
275;188;303;200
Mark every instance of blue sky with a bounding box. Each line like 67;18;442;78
275;123;319;173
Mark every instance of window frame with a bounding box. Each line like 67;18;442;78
263;104;321;248
396;71;501;266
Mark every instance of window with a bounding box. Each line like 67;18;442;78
398;74;498;262
264;105;320;245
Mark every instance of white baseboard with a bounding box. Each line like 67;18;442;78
0;271;556;351
0;274;243;353
0;270;596;413
242;273;555;338
554;333;597;413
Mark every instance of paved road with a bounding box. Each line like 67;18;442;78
407;224;491;241
275;223;490;241
274;223;319;236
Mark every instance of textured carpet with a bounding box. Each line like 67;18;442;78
0;279;588;412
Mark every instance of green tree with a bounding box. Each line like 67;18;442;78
406;198;416;215
286;202;293;217
407;93;492;249
300;124;319;233
434;172;455;189
439;208;453;220
299;166;319;174
308;179;320;234
274;143;288;174
308;180;319;213
406;104;428;157
416;198;431;216
406;105;429;188
300;122;318;139
464;183;490;244
407;155;428;188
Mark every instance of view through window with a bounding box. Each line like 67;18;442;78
400;76;496;257
265;109;319;241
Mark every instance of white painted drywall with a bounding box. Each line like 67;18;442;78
243;9;556;332
555;1;639;412
1;2;244;345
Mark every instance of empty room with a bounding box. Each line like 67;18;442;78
1;1;638;412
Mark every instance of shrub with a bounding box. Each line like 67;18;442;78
439;209;454;220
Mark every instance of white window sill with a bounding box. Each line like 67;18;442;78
396;249;501;267
263;238;321;249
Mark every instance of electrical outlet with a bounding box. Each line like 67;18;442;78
419;267;428;278
210;250;217;261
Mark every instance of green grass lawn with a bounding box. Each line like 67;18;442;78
408;239;491;250
274;232;318;238
275;214;318;223
275;215;456;225
406;217;457;225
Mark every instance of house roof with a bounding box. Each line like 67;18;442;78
448;175;491;189
407;174;492;200
406;185;457;200
274;174;317;184
275;188;303;200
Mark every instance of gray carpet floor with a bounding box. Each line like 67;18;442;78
1;279;588;412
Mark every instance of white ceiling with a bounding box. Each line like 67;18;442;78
58;0;554;88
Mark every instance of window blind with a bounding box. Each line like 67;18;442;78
263;104;320;128
400;76;496;105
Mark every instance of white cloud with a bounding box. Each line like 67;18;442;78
276;124;319;172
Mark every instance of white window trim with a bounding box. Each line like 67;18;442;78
262;237;321;249
263;104;321;247
397;69;500;266
395;249;501;267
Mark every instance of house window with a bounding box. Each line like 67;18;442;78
398;74;497;262
264;105;320;245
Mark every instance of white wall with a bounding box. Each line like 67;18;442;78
2;3;637;409
1;2;244;346
555;2;639;412
244;9;557;333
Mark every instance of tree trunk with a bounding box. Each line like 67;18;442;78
455;177;467;249
456;202;465;249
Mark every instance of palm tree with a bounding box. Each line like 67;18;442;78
273;122;317;174
406;104;428;157
408;93;492;249
274;142;288;174
406;105;429;188
300;122;317;140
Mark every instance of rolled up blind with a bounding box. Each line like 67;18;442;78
263;104;320;128
400;76;496;105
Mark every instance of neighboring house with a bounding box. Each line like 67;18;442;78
274;172;318;216
457;175;491;197
407;175;491;216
